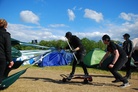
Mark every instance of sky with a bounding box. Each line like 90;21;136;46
0;0;138;43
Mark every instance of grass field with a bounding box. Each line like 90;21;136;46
1;65;138;92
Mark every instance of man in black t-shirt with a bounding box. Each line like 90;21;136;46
65;32;89;79
99;34;130;88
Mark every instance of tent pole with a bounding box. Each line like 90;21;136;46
65;38;79;64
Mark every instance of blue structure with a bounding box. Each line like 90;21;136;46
38;50;73;67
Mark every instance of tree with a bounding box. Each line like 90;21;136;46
16;38;107;52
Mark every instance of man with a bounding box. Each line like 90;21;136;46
65;32;89;79
123;33;133;79
99;34;130;88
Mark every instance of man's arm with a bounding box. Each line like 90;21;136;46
112;49;119;64
99;51;110;66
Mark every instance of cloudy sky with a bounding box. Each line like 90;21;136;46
0;0;138;42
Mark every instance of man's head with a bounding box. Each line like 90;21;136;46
65;32;72;39
102;34;110;44
123;33;130;40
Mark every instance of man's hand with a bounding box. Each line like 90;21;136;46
108;64;114;68
70;49;76;53
9;61;14;68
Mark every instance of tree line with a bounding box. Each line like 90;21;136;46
14;37;122;53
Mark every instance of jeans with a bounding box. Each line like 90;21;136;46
70;51;89;75
125;57;132;78
109;56;128;83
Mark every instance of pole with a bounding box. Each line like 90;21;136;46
65;38;79;64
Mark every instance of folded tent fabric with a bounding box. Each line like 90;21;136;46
38;50;73;67
4;55;38;78
38;51;68;67
4;61;24;78
0;54;46;90
0;68;28;90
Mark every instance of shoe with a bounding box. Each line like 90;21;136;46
67;74;74;80
84;74;89;78
119;82;130;88
112;79;121;83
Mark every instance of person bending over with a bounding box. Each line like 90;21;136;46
99;34;130;88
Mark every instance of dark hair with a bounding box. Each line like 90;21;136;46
65;32;72;38
102;34;110;41
123;33;130;38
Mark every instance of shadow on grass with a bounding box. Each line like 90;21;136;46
92;74;113;78
132;88;138;90
60;74;113;78
20;77;59;83
92;82;118;87
20;76;92;86
20;76;117;87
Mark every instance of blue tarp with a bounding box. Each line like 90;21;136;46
38;50;73;67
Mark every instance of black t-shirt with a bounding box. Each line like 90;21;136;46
67;35;85;53
123;39;133;55
107;41;127;57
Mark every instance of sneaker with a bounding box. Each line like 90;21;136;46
120;82;130;88
112;79;121;83
84;74;89;78
67;74;74;80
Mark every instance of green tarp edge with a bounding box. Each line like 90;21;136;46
1;68;28;89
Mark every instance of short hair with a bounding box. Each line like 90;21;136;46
123;33;130;38
102;34;110;41
65;32;72;38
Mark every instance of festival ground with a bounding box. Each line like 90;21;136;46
1;66;138;92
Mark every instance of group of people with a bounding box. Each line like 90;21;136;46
0;18;136;89
65;31;135;88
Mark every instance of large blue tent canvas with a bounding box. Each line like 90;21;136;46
38;50;73;67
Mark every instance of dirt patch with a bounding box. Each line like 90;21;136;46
1;66;138;92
